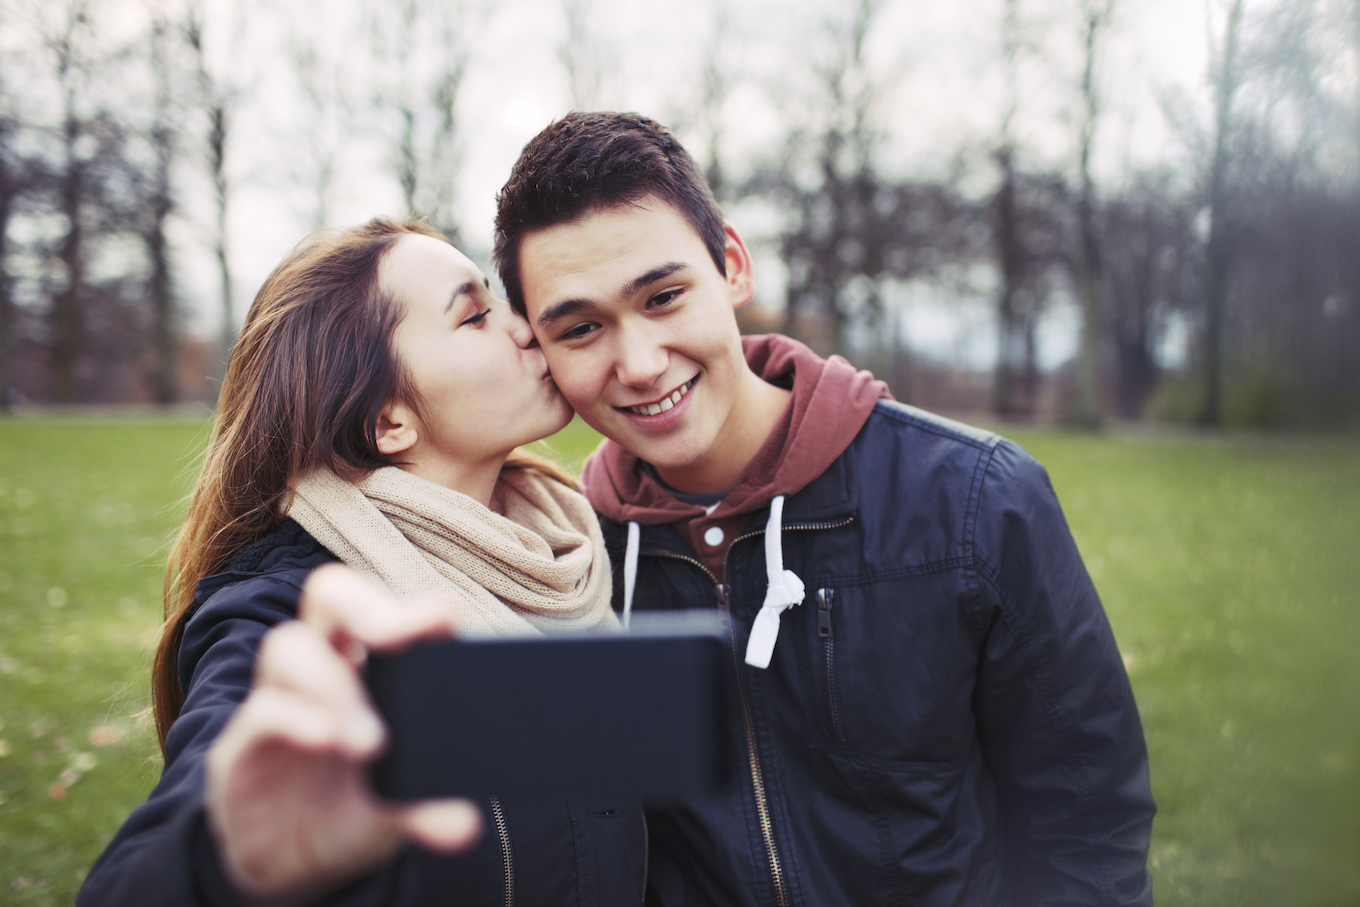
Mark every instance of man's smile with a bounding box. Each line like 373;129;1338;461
620;376;697;416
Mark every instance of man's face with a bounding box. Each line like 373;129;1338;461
518;199;755;480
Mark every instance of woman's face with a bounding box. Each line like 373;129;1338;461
380;234;572;484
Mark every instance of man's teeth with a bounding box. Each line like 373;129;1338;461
628;380;692;416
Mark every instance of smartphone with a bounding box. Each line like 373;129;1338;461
363;612;737;802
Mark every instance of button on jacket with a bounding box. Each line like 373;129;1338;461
599;402;1155;907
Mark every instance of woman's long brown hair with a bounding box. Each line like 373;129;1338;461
152;218;574;753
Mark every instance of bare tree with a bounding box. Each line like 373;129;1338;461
559;0;602;109
773;0;885;353
43;0;99;403
1070;0;1116;427
1199;0;1246;427
993;0;1027;415
185;0;239;378
141;0;179;405
0;67;19;411
367;0;478;244
1101;173;1201;417
696;4;735;201
289;34;346;230
746;0;983;368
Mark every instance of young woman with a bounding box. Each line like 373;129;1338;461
78;220;646;906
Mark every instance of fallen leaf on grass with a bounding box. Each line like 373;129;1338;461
89;724;125;748
0;739;8;757
51;752;97;794
0;790;6;805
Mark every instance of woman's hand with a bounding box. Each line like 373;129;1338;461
205;564;482;904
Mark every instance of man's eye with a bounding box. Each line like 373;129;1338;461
561;322;597;341
460;309;490;327
648;288;683;308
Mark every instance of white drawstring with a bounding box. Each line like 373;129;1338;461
622;521;640;631
744;495;805;669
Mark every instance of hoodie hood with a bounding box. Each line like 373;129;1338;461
581;333;892;525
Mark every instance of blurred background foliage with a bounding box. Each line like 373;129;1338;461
0;0;1356;429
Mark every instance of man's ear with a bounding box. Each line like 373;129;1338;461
723;222;756;309
375;402;420;456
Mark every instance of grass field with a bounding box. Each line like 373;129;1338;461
1;414;1357;905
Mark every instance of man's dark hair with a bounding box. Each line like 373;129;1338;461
494;111;727;315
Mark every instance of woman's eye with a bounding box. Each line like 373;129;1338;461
460;308;490;327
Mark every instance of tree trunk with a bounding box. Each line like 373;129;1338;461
0;117;15;412
0;182;12;412
148;16;177;405
1073;2;1111;429
1199;0;1245;428
994;0;1022;416
209;103;233;375
994;148;1020;416
53;111;84;404
399;106;417;218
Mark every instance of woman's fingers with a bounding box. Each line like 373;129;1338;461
211;686;364;767
253;622;384;756
398;800;483;854
300;564;458;657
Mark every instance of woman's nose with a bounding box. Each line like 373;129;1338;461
506;305;538;349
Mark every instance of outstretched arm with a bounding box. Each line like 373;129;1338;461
205;564;482;904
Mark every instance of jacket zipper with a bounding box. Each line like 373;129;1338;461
490;796;514;907
641;515;854;907
816;588;845;744
716;582;789;907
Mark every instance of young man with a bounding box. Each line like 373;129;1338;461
495;112;1154;906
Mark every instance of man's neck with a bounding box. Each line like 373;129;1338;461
654;370;791;495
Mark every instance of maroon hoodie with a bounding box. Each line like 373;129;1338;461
580;334;892;581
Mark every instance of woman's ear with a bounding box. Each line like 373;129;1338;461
376;403;419;456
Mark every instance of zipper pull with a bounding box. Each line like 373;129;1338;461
816;588;834;638
715;583;731;609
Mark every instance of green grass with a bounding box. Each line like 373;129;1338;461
1006;429;1360;906
1;415;1357;905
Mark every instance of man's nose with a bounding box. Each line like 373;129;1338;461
614;323;668;388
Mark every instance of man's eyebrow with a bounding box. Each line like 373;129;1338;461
536;298;593;328
621;261;687;298
443;280;480;314
536;262;690;328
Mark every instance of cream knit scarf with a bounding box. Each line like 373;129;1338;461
288;465;615;637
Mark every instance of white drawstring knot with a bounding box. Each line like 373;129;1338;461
622;520;640;631
744;495;805;669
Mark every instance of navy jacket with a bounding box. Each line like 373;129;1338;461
601;402;1154;907
79;519;647;907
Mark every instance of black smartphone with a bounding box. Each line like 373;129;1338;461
363;612;737;802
